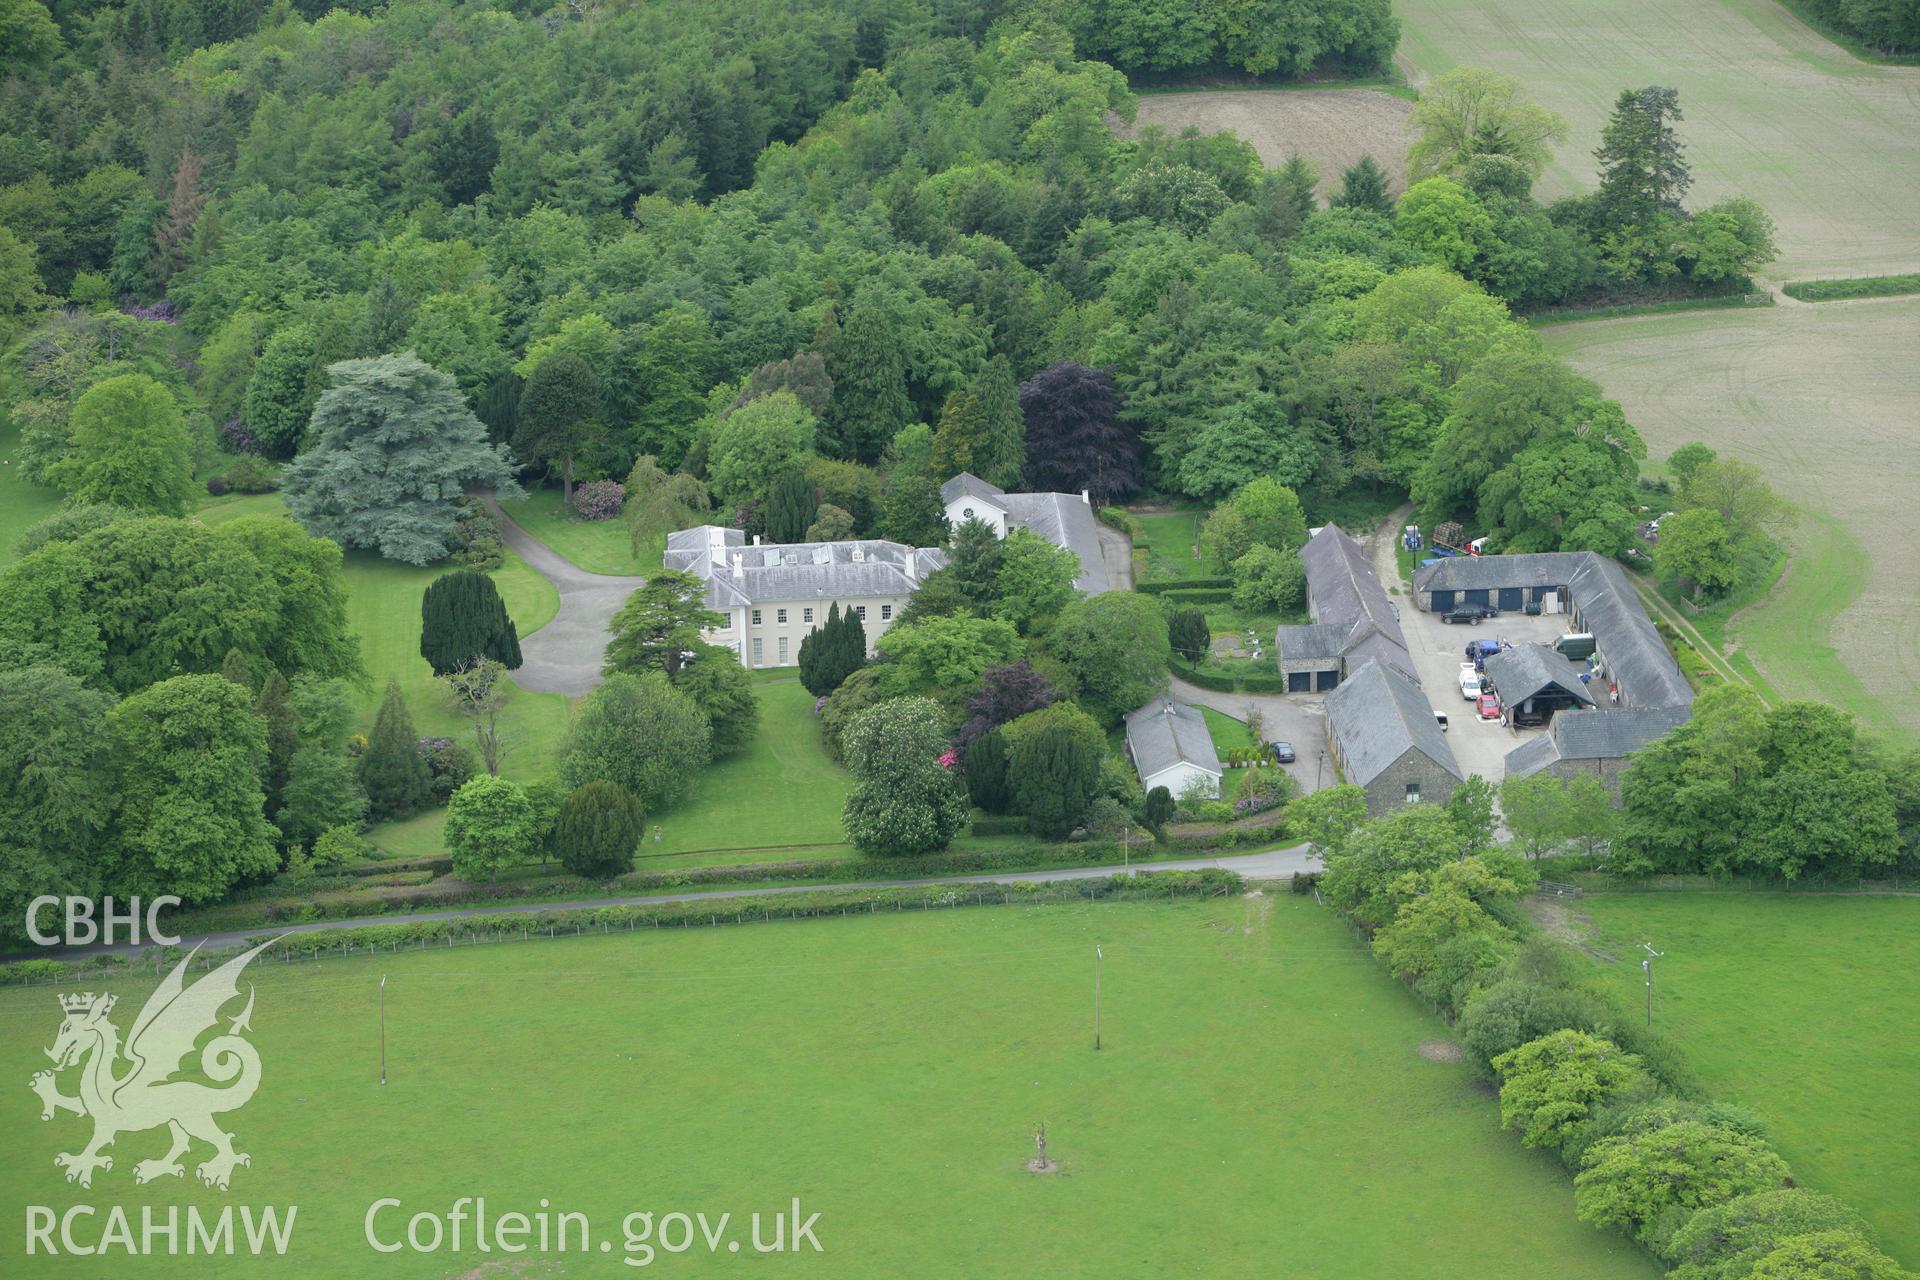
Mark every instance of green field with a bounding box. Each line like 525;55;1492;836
1129;508;1209;581
1393;0;1920;280
0;896;1658;1278
498;485;657;575
0;427;63;568
643;676;853;857
1544;300;1920;739
1578;893;1920;1263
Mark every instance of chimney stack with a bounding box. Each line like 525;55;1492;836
1081;489;1091;506
905;548;918;581
730;551;744;580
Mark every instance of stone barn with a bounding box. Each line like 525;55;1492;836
1325;660;1464;816
1503;705;1694;800
1273;525;1417;693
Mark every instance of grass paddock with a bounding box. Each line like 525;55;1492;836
1;896;1658;1277
1579;892;1920;1264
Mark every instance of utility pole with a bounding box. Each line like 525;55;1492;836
1093;946;1103;1051
1122;827;1130;875
379;974;388;1086
1640;943;1663;1028
1317;750;1326;790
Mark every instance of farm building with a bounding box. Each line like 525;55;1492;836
1503;705;1694;798
939;472;1112;595
665;526;948;669
1325;660;1464;816
1481;643;1596;727
1412;552;1692;711
1273;525;1417;693
1124;699;1223;799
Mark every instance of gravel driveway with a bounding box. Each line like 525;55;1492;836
481;493;647;697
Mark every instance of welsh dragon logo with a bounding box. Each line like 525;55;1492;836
30;938;280;1190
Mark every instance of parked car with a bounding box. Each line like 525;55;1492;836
1442;603;1499;624
1434;711;1449;732
1269;740;1296;764
1477;692;1501;721
1458;664;1485;701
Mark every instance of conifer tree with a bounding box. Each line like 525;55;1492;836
963;728;1010;814
1333;155;1393;215
931;385;988;479
825;298;913;463
420;570;523;676
763;470;818;543
799;603;867;696
932;357;1025;489
254;668;300;820
221;647;254;690
881;472;949;546
358;677;432;819
970;356;1027;489
552;780;644;879
1011;722;1101;839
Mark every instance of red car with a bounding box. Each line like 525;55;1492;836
1477;692;1501;721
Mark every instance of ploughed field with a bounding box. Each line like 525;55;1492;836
1120;88;1414;200
1393;0;1920;280
1545;298;1920;739
0;896;1659;1278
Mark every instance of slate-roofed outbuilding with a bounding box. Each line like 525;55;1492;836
1411;550;1692;712
1565;556;1694;710
1483;643;1596;708
1502;704;1694;798
1273;525;1417;693
1326;659;1462;815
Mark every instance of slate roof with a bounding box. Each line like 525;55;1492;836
1504;705;1692;777
1483;643;1596;706
1412;552;1589;594
1552;705;1691;761
1325;659;1463;786
940;472;1009;509
1124;699;1223;783
1501;733;1561;778
1282;524;1419;684
665;526;946;609
1567;556;1694;710
1000;491;1110;594
1412;551;1692;711
1275;622;1352;662
939;472;1110;595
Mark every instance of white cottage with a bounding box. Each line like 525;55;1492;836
1123;699;1223;799
939;472;1112;595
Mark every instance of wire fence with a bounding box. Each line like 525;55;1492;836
1574;872;1917;895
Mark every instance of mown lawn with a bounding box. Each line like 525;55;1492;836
372;676;856;862
643;675;852;856
498;484;657;575
0;895;1659;1278
1130;508;1209;581
1578;893;1920;1264
0;425;63;568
